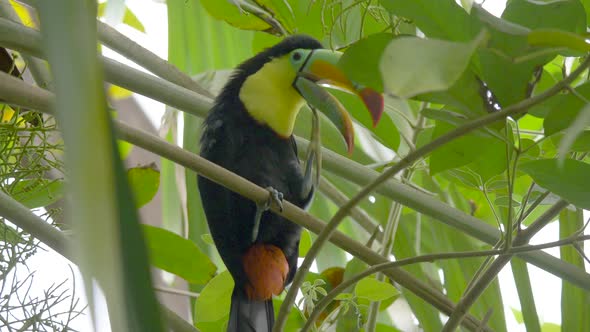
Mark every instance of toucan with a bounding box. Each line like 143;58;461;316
198;35;383;332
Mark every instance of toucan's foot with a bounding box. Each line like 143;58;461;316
252;187;284;242
265;186;284;212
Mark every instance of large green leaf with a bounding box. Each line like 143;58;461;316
417;69;487;116
430;121;507;179
475;0;586;108
520;159;590;209
379;0;478;41
557;103;590;162
39;2;163;330
379;35;481;98
194;270;234;326
503;0;586;35
552;131;590;153
528;29;590;54
354;277;399;302
339;33;392;93
143;225;216;284
528;81;590;120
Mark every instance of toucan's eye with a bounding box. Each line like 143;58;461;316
292;52;302;61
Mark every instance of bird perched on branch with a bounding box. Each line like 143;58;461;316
198;34;382;332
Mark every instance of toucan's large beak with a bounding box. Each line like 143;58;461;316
293;49;383;153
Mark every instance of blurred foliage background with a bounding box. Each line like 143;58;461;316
0;0;590;331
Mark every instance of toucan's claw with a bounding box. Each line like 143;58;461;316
252;186;284;242
267;186;284;212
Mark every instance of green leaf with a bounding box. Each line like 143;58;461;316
543;85;590;135
503;0;586;35
528;29;590;53
10;179;64;209
520;159;590;209
339;33;393;92
379;34;483;98
195;270;234;324
39;1;164;329
530;79;590;120
559;208;590;332
200;0;270;31
379;0;478;41
557;103;590;163
472;0;583;108
418;69;487;115
354;277;399;302
430;121;506;178
127;164;160;208
143;225;216;284
552;131;590;153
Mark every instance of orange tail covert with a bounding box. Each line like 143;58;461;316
242;244;289;300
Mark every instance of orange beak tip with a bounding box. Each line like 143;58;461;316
360;88;384;127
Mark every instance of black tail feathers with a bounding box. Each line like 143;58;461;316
227;289;274;332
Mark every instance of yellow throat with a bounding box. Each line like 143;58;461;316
239;56;305;138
